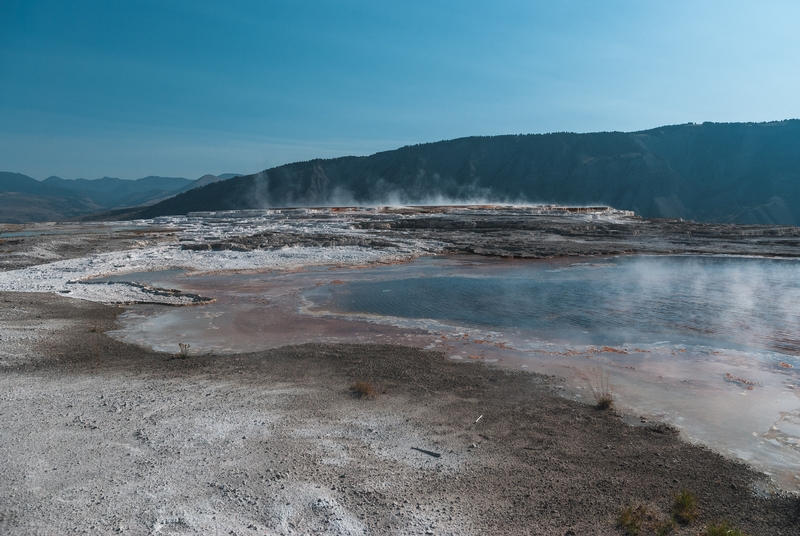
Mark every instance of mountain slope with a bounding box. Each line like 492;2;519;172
174;173;241;194
129;121;800;224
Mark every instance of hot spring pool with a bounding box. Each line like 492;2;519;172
105;254;800;491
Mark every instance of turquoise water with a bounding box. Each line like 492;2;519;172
310;255;800;358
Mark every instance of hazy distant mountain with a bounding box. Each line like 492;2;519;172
124;121;800;225
175;173;242;194
40;175;193;208
0;173;239;222
42;175;191;193
0;192;104;224
0;172;87;198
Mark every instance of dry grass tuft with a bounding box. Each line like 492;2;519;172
618;505;646;535
672;490;699;524
350;380;377;399
584;366;613;409
618;504;674;536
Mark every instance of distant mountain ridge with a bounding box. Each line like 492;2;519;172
0;172;241;223
124;120;800;225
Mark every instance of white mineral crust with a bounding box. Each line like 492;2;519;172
0;245;411;305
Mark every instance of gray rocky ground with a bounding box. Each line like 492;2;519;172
0;292;798;535
2;208;800;534
179;207;800;258
0;222;180;271
5;207;800;275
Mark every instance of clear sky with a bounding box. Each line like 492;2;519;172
1;0;799;180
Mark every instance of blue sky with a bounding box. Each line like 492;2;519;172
1;1;799;180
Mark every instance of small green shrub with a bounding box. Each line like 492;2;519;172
672;490;698;523
698;521;748;536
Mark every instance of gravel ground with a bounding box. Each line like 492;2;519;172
0;291;798;535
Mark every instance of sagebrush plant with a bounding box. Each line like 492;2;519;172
654;519;675;536
672;490;699;523
178;342;190;358
350;380;377;399
618;505;645;535
585;366;613;409
698;521;748;536
617;504;674;536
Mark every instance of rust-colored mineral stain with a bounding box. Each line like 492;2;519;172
229;306;428;347
592;346;628;354
724;372;759;387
